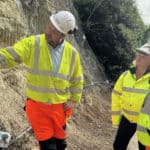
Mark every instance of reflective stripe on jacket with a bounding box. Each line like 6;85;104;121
137;92;150;146
111;67;150;125
0;34;83;103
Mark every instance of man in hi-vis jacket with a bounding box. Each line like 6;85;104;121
0;11;84;150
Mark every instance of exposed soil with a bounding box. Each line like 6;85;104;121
0;68;116;150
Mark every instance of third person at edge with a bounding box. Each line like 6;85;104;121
136;43;150;150
111;42;150;150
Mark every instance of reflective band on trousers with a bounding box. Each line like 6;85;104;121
122;87;149;94
111;111;121;115
5;47;21;63
112;89;122;96
123;108;139;116
137;125;148;133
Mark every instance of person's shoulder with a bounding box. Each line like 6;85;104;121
65;40;73;47
119;70;129;79
25;34;44;39
64;41;78;52
19;34;36;41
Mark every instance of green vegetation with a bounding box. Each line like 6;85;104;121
74;0;148;81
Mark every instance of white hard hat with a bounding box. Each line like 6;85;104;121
136;43;150;55
50;11;76;34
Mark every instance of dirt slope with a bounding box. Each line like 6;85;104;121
0;67;115;150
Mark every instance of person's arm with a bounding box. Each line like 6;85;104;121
146;115;150;134
140;93;150;133
0;36;34;68
64;50;83;110
111;72;127;126
138;112;150;135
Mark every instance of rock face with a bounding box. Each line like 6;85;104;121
0;0;114;150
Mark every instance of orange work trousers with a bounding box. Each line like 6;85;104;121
25;98;72;141
146;146;150;150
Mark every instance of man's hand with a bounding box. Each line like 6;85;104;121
63;100;76;110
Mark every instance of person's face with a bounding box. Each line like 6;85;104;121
45;22;65;48
135;51;150;67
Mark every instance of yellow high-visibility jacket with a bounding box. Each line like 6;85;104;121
111;67;150;126
137;92;150;146
0;34;84;103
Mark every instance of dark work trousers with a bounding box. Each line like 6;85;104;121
138;142;146;150
39;137;67;150
113;115;137;150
